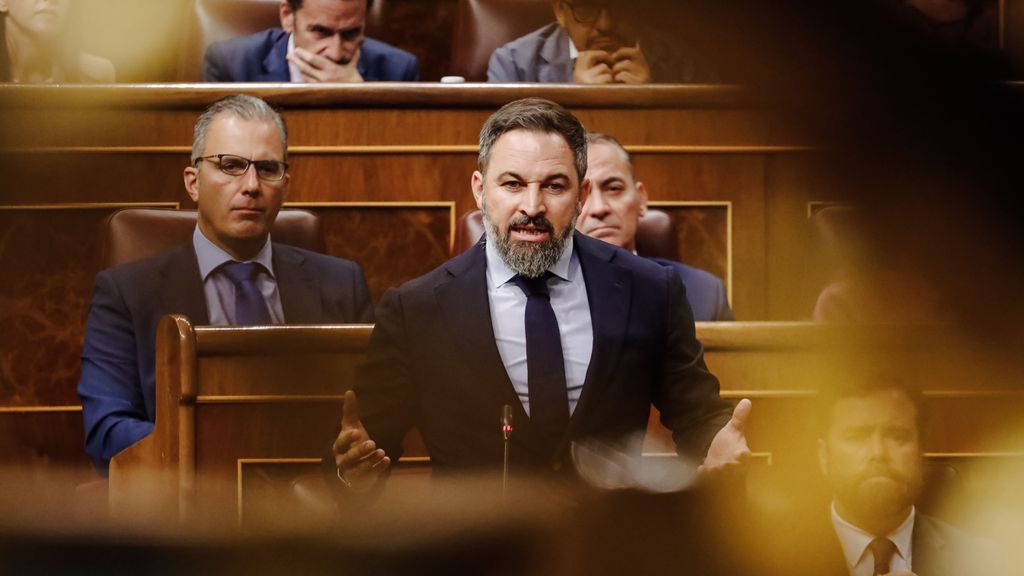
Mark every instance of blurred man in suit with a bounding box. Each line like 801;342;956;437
330;98;750;491
815;381;994;575
577;133;734;321
204;0;418;82
79;94;373;474
487;0;700;83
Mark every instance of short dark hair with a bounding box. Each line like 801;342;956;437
586;132;635;175
478;98;588;182
286;0;374;11
817;376;927;439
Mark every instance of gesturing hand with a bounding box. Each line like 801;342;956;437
288;46;364;83
573;50;615;84
332;390;390;490
699;398;752;477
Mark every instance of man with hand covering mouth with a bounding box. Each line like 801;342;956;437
330;97;751;493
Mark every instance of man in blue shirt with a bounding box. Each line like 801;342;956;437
78;95;373;473
204;0;418;82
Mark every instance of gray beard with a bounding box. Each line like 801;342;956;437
482;204;577;279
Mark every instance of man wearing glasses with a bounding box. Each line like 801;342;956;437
78;94;373;474
488;0;689;83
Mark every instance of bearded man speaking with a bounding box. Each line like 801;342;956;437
328;98;751;491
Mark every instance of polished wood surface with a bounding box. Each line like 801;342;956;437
106;318;1024;520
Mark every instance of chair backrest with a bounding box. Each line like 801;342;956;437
451;208;678;261
100;208;323;269
448;0;554;81
177;0;281;81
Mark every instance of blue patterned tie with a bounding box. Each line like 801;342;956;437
511;272;569;457
221;261;272;325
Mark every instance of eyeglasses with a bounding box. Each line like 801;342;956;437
560;0;608;24
194;154;289;182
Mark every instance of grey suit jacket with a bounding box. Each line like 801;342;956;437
487;23;705;83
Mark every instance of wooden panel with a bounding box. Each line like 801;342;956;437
0;410;92;474
0;205;171;406
650;202;731;291
108;321;1024;521
307;204;454;301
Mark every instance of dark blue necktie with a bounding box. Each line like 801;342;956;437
221;261;272;325
511;273;570;456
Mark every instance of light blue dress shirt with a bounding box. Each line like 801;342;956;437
192;227;285;325
486;235;594;416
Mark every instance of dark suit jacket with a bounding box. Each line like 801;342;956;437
355;232;731;476
203;28;419;82
649;257;734;322
78;242;373;473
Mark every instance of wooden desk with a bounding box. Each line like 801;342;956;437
109;317;1024;521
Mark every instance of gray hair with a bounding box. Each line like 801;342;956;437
586;132;633;170
478;98;588;182
191;94;288;164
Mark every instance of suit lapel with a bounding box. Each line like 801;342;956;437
563;234;631;442
261;32;291;81
434;243;538;440
159;244;210;325
912;514;948;576
539;26;573;83
273;244;323;324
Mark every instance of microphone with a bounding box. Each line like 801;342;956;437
502;404;513;495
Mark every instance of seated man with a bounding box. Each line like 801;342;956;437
78;94;373;474
203;0;418;82
577;133;734;321
487;0;696;83
815;380;995;575
330;98;750;491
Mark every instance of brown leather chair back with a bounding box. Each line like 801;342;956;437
100;208;323;269
177;0;282;81
448;0;554;81
450;209;678;260
634;208;678;261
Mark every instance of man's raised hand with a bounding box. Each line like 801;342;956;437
332;390;390;490
699;398;752;477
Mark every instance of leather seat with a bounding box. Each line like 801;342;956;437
177;0;282;81
451;208;679;261
448;0;554;81
99;207;323;269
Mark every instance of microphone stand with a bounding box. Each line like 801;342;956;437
502;404;513;497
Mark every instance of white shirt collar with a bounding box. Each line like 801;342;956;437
286;34;304;83
568;37;580;61
831;502;915;571
193;226;275;281
485;233;576;289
